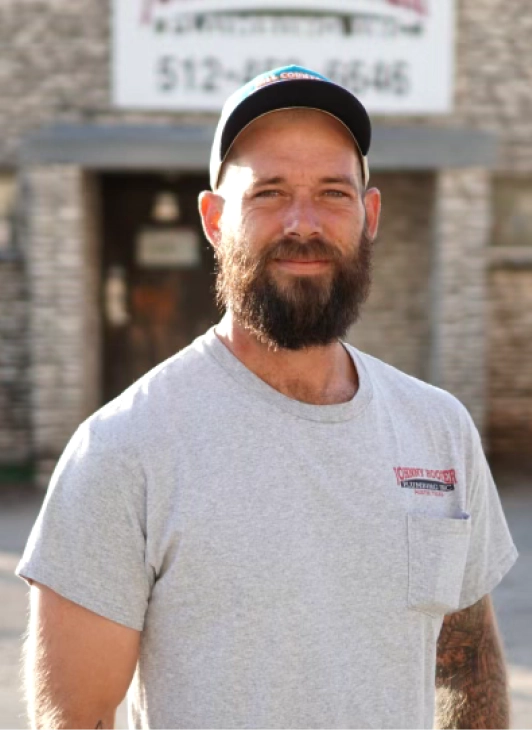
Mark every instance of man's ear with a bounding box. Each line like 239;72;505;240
198;191;224;249
363;187;381;241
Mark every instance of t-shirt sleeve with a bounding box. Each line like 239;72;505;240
16;420;152;631
457;422;518;610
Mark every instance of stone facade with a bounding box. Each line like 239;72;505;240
0;170;31;464
488;266;532;463
431;168;492;432
352;168;492;434
0;0;531;477
23;166;100;486
0;257;30;462
0;0;205;167
348;172;433;383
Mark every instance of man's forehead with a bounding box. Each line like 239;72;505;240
221;110;363;188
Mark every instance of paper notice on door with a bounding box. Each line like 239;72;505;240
136;227;201;268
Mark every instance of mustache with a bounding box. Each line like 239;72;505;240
216;234;357;288
262;237;345;265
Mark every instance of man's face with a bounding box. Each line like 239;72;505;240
203;109;380;350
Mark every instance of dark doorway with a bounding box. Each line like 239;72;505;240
100;172;219;404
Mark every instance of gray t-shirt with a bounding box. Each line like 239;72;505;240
17;327;518;729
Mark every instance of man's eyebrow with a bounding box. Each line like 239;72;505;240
320;175;358;188
252;176;285;187
251;175;360;188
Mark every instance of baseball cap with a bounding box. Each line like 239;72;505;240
209;65;371;190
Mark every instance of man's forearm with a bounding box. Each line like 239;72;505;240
435;596;510;729
25;584;138;729
32;711;115;730
28;688;116;730
27;683;116;730
24;631;118;729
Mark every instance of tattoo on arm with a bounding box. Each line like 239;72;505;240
95;722;103;729
435;595;510;729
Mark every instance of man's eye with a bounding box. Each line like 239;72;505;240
255;189;281;198
324;189;349;198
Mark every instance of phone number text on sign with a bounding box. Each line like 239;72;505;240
156;56;411;98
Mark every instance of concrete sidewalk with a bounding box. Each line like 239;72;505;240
0;473;531;729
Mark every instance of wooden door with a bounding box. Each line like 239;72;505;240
100;173;219;403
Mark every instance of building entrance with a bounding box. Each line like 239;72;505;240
100;172;219;404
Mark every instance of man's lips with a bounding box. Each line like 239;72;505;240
276;259;331;263
273;258;331;266
272;258;333;273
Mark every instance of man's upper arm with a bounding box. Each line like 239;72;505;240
26;582;140;729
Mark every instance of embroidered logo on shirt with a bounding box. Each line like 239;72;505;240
393;466;457;497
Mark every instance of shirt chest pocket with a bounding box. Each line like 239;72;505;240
407;513;471;617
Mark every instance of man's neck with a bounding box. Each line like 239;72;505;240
214;312;359;406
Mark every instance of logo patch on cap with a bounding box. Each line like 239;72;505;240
253;66;328;91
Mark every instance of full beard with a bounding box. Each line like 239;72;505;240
215;229;373;351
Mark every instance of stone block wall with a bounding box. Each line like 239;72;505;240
0;0;207;168
488;266;532;462
348;172;433;383
0;257;31;462
453;2;532;173
431;168;491;432
24;165;98;486
353;168;492;433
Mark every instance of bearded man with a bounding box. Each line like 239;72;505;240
18;67;517;730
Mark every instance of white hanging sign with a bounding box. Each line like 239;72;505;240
113;0;455;114
136;228;201;268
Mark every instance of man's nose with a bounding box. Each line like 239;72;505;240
283;197;323;239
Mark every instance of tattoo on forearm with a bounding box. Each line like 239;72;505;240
435;596;510;729
95;722;103;729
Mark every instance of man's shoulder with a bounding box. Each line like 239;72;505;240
349;345;473;426
81;329;219;446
